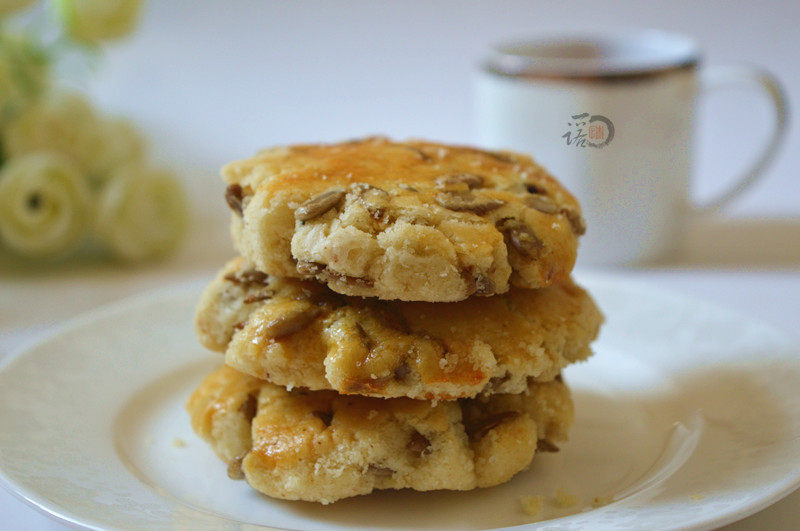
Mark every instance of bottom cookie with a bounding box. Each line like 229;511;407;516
187;365;574;504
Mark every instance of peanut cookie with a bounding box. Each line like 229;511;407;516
223;137;584;302
195;257;602;400
186;365;574;504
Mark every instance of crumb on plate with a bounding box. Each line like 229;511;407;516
553;487;580;508
520;494;545;516
591;495;612;508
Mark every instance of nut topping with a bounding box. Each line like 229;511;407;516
462;146;516;164
297;260;374;288
243;290;274;304
525;183;547;195
462;266;496;296
537;439;560;453
562;208;587;235
394;362;411;382
323;268;374;288
344;377;391;393
227;456;245;479
312;410;333;427
354;183;390;221
485;150;517;164
435;191;504;214
355;323;375;350
257;307;319;338
400;145;432;161
239;393;258;422
225;184;245;216
474;272;495;296
296;260;323;276
488;372;511;391
498;220;542;258
295;189;346;221
435;173;485;190
225;269;269;286
369;465;394;477
470;411;521;440
525;194;559;214
407;430;431;458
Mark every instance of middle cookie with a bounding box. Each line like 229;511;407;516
196;257;603;400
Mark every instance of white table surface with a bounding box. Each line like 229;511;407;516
3;1;800;528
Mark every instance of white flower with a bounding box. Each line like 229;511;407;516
92;117;146;181
0;0;36;17
0;152;93;257
53;0;145;44
3;92;147;183
97;164;188;261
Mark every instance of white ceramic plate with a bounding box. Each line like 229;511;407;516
1;275;799;530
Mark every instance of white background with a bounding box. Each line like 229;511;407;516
2;1;799;529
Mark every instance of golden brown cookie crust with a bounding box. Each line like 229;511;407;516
187;365;574;504
195;257;602;400
223;137;584;302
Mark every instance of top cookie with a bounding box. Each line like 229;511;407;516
223;137;585;302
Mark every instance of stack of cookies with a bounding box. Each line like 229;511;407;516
187;137;603;504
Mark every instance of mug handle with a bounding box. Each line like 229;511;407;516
694;65;788;213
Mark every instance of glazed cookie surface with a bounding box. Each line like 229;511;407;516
195;257;602;400
223;137;585;302
186;365;573;504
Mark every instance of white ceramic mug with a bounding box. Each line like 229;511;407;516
474;30;787;265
